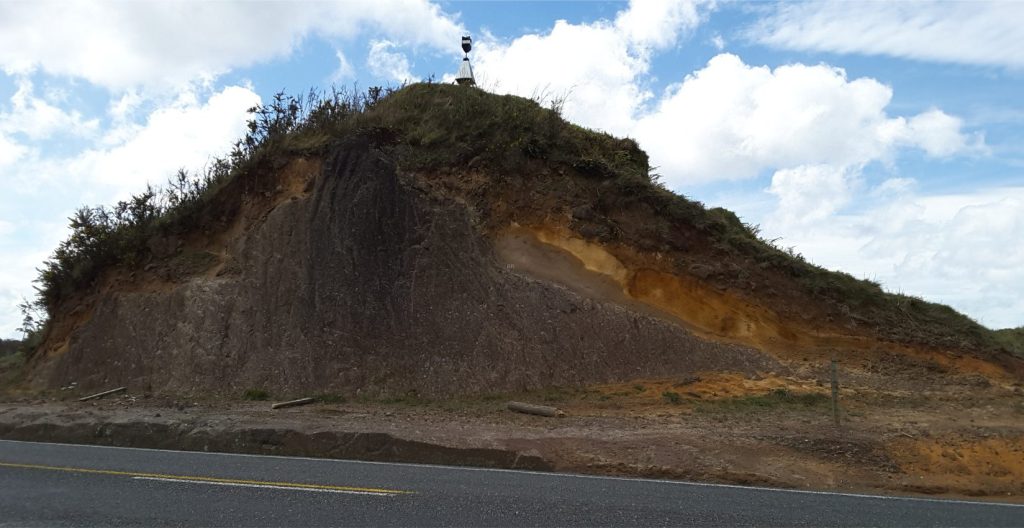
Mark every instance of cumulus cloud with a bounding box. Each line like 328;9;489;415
1;82;258;199
367;40;416;83
767;164;861;226
0;83;261;337
613;0;708;50
473;0;711;132
632;54;979;185
748;182;1024;329
0;77;100;187
70;85;260;194
748;1;1024;69
473;2;978;185
0;77;98;140
901;110;985;157
0;0;463;89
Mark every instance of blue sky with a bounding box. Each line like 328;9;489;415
1;0;1022;338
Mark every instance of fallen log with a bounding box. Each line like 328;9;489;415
78;387;126;402
507;401;565;417
271;397;315;410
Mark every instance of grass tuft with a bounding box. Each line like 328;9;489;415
698;388;829;413
242;388;270;401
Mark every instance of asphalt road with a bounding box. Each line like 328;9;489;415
0;439;1020;527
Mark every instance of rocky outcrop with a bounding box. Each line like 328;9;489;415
36;139;778;397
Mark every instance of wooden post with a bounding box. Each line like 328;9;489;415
507;401;565;417
78;387;126;402
830;358;840;427
271;397;315;410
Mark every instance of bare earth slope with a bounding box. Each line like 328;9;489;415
21;83;1024;399
32;138;775;397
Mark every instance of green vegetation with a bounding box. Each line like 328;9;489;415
20;82;1023;361
242;388;270;401
0;338;21;357
698;388;829;413
22;88;392;336
0;339;29;390
994;327;1024;356
0;351;26;390
315;393;347;404
662;391;683;405
358;391;431;406
528;386;580;403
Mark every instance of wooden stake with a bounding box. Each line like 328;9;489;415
507;401;565;417
271;397;315;410
78;387;126;402
830;358;840;427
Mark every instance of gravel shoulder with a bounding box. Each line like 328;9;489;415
3;366;1022;503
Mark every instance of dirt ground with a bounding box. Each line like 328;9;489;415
3;355;1022;503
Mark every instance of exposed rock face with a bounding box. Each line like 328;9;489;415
41;140;778;397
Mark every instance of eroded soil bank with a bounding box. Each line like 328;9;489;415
3;365;1022;503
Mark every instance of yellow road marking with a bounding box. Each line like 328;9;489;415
0;461;411;495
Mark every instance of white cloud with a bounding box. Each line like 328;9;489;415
767;164;860;226
2;82;260;199
710;34;725;51
631;54;978;185
0;134;27;169
903;110;985;157
0;251;44;337
0;0;463;89
108;90;144;124
333;50;355;82
0;77;99;184
871;177;916;198
367;40;416;83
0;77;98;140
473;0;711;133
471;2;979;186
70;85;260;194
0;83;260;338
747;183;1024;329
475;22;645;132
0;222;66;338
614;0;708;50
748;1;1024;69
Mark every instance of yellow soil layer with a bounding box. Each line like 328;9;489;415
592;373;822;401
889;436;1024;494
503;225;1012;380
556;373;829;416
526;225;857;351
